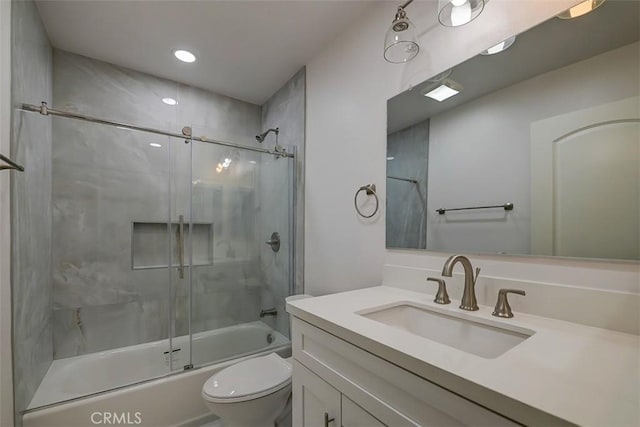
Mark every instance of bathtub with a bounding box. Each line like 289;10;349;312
23;321;290;427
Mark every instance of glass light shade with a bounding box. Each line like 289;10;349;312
557;0;606;19
438;0;485;27
384;15;420;63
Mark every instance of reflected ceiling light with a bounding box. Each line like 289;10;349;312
162;97;177;106
249;160;257;164
216;158;232;174
480;36;516;55
438;0;485;27
384;0;420;63
149;143;162;148
387;156;395;161
557;0;605;19
422;79;463;102
173;49;196;63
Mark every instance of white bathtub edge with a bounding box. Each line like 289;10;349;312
23;346;290;427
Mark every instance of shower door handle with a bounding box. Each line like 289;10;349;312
177;215;185;279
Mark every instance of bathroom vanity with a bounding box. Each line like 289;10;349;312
287;286;639;426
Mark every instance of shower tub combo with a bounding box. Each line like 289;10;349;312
24;322;290;426
14;102;297;426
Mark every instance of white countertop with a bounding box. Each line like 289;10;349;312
287;286;640;427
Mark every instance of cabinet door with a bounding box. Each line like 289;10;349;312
293;360;341;427
342;396;386;427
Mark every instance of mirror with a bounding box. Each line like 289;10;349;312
386;0;639;261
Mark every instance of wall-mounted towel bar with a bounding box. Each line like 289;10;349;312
0;153;24;172
387;175;418;184
436;203;513;215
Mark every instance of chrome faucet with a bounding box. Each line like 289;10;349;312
441;255;480;311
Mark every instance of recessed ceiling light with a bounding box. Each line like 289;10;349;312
481;36;516;55
557;0;605;19
149;143;162;148
162;97;177;106
173;49;196;63
423;79;463;102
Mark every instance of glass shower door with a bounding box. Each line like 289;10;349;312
186;125;294;369
41;117;182;408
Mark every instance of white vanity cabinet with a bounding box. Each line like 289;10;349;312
291;318;518;427
293;361;386;427
292;360;341;427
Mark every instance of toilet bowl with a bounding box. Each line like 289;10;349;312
202;353;292;427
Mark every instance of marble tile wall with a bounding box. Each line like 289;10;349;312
10;0;53;416
386;119;429;249
259;69;306;336
51;50;268;358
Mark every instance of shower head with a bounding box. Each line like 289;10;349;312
255;127;279;143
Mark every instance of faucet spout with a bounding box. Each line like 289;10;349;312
441;255;479;311
259;307;278;318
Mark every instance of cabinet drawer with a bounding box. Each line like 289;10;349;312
292;318;518;427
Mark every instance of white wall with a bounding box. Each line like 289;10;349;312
304;0;639;296
0;1;14;425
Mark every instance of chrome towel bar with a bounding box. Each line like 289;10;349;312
436;203;513;215
0;153;24;172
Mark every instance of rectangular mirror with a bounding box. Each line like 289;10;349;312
386;0;639;261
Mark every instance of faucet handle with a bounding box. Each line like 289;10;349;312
473;267;481;285
427;277;451;305
492;289;526;318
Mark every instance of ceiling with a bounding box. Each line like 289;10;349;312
388;0;640;133
36;0;376;105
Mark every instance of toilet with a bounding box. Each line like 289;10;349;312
202;353;292;427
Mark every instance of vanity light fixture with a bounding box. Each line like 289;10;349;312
173;49;197;63
438;0;485;27
162;97;177;106
423;79;463;102
480;36;516;55
557;0;605;19
384;0;420;63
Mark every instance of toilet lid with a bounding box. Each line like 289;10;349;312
202;353;292;403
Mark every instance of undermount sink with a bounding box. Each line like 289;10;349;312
359;302;534;358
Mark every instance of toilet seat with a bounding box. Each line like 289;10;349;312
202;353;292;404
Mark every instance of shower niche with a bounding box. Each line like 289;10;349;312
131;221;214;269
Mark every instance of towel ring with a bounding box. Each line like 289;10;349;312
354;184;379;218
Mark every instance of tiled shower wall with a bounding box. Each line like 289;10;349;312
10;0;53;417
260;68;306;335
50;50;301;358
